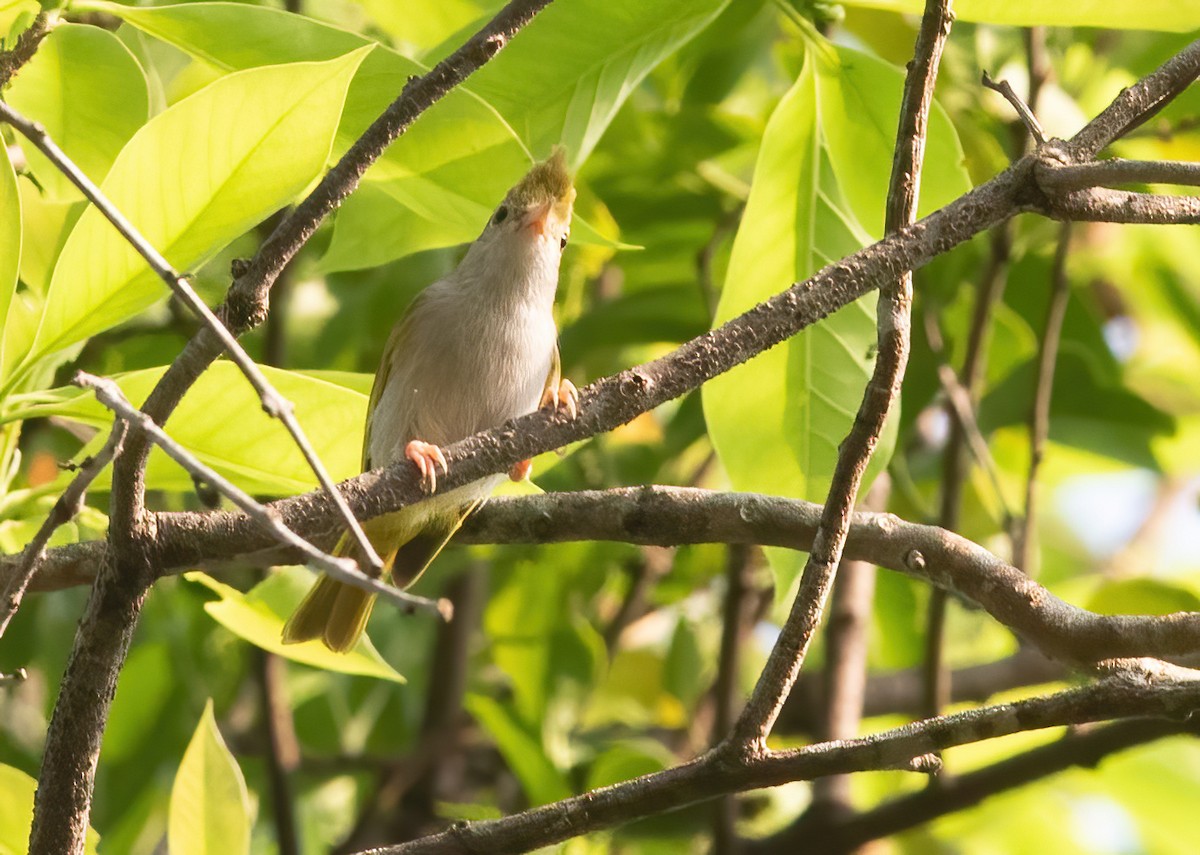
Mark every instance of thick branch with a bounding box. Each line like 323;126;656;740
18;487;1200;668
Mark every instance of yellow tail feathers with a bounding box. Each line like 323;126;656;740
281;569;378;653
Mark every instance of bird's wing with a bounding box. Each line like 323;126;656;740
362;294;426;471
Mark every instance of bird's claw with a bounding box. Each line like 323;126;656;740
406;440;448;493
540;378;579;420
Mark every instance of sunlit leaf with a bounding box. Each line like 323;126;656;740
843;0;1200;32
11;46;370;388
5;360;371;497
186;570;406;683
0;146;19;375
4;23;148;200
465;694;572;805
0;764;99;854
467;0;732;163
168;699;251;855
705;35;968;597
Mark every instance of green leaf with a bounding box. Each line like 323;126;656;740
168;699;251;855
842;0;1200;32
4;23;149;200
186;569;406;683
0;146;19;375
6;358;371;498
80;0;531;269
585;741;673;791
1087;578;1200;617
466;0;732;163
704;37;969;597
0;764;99;855
465;693;572;805
11;46;371;388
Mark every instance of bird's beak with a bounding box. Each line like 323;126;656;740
523;191;575;238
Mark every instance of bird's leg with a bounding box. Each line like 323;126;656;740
540;378;579;420
405;440;448;493
508;459;533;482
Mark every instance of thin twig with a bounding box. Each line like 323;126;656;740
1014;223;1071;573
73;372;449;620
0;422;126;638
923;309;1015;522
730;0;954;748
1040;157;1200;191
257;648;300;855
0;102;385;577
1040;183;1200;223
982;70;1047;144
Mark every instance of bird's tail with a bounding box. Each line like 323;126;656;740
282;533;385;653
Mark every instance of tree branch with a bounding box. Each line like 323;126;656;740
729;0;954;749
74;372;448;619
0;12;50;89
27;4;555;849
363;674;1200;855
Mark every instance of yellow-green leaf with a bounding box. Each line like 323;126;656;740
844;0;1200;32
4;23;149;200
12;46;371;388
0;146;19;375
187;570;406;683
168;699;251;855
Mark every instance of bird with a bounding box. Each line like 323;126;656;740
282;149;578;653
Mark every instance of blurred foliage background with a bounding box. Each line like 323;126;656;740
2;0;1200;852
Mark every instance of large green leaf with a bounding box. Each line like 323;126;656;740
4;23;149;200
5;363;371;495
466;0;732;164
464;694;573;806
186;570;406;683
843;0;1200;32
9;46;371;390
0;147;19;376
79;0;531;269
0;764;99;855
168;699;251;855
703;36;969;597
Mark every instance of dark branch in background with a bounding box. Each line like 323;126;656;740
1014;223;1071;572
711;544;755;855
924;227;1012;719
368;675;1200;855
26;4;555;850
780;646;1068;734
74;372;447;617
0;98;384;576
798;717;1200;853
0;422;126;638
257;649;300;855
811;477;888;816
17;485;1200;666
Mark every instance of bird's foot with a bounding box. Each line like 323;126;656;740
405;440;448;493
540;378;579;420
509;459;533;482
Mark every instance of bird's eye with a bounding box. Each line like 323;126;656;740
492;205;509;225
560;232;569;251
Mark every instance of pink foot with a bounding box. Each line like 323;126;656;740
509;459;533;482
540;378;579;420
406;440;448;493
